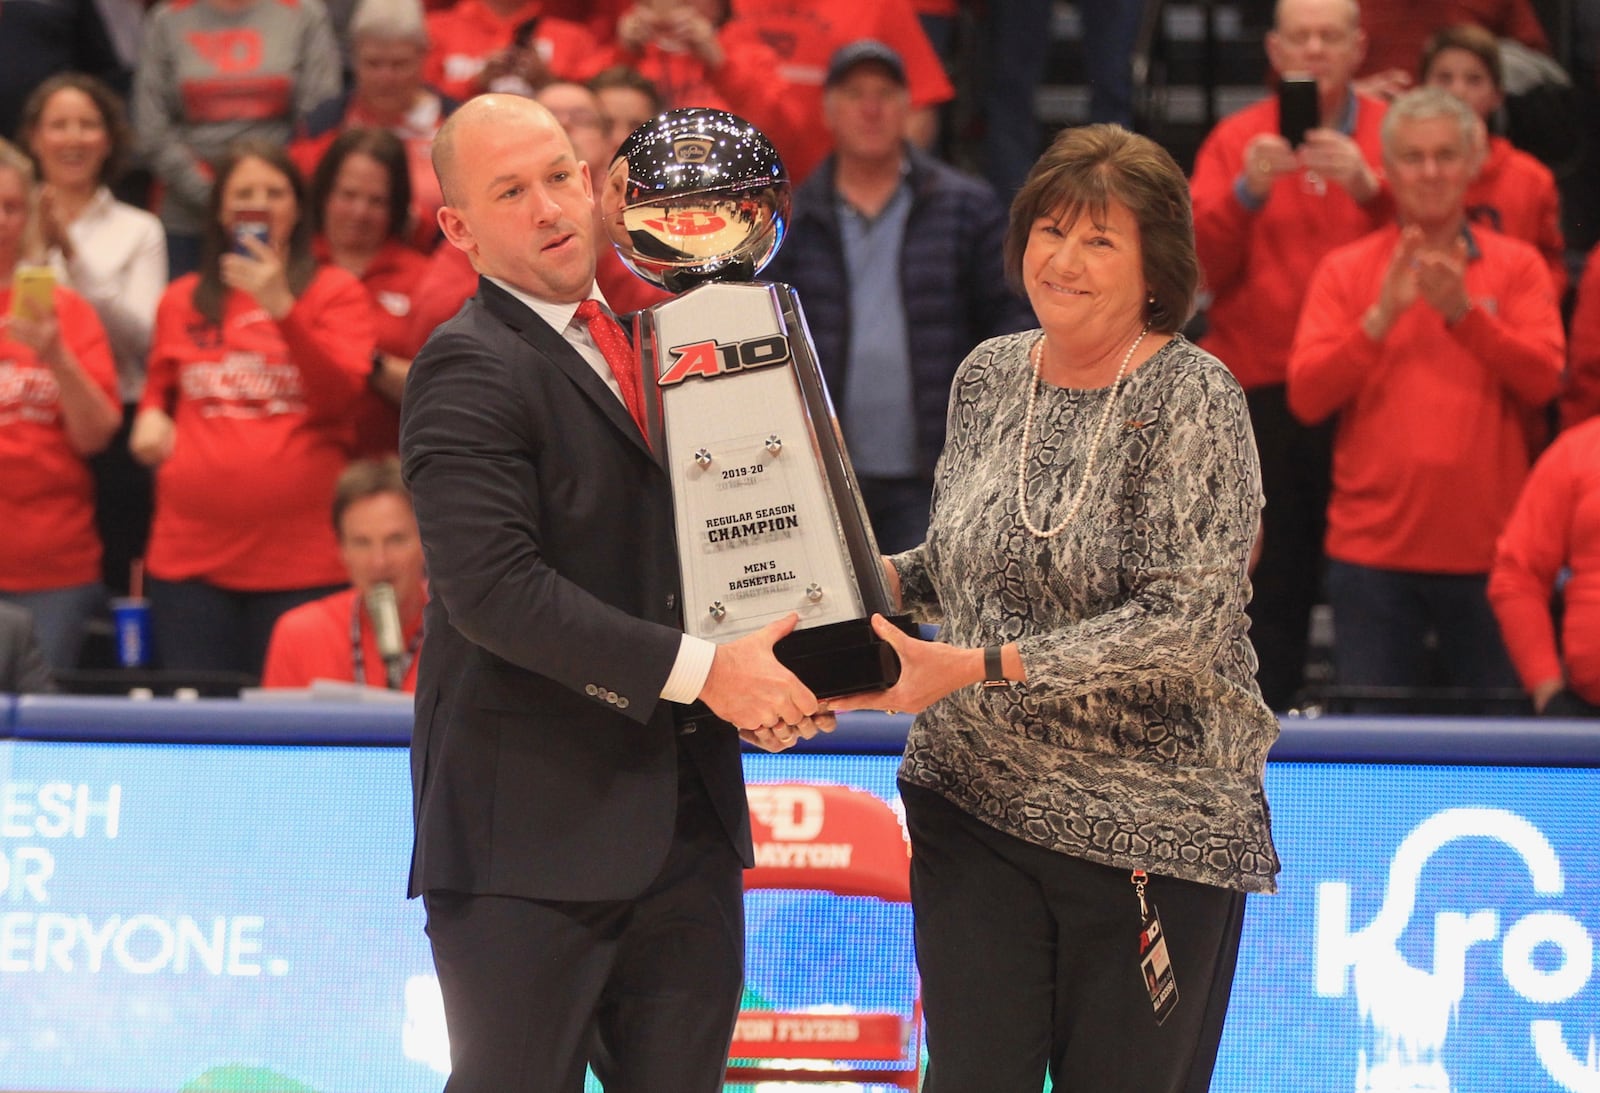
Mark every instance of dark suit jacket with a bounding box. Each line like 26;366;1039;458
399;278;752;903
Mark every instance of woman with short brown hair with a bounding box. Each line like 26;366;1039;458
837;124;1279;1090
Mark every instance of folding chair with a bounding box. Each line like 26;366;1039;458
727;782;921;1090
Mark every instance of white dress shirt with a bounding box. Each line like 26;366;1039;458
49;188;167;403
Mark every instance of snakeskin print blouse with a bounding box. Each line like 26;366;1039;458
893;330;1281;894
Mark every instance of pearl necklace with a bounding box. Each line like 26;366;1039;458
1016;325;1150;539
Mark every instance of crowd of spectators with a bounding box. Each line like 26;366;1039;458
0;0;1596;718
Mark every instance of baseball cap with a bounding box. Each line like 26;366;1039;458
824;39;908;88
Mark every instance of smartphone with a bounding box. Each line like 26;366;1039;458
1278;75;1320;148
231;208;272;256
9;264;55;319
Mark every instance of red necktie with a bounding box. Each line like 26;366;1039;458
576;299;650;446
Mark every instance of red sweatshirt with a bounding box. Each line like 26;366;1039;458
261;585;424;690
1288;223;1564;573
726;0;954;183
141;268;374;590
590;30;809;167
314;237;429;357
405;239;669;352
423;4;600;102
0;286;120;591
1191;94;1391;391
1467;135;1566;300
1489;417;1600;703
1359;0;1550;79
313;238;429;458
1560;243;1600;429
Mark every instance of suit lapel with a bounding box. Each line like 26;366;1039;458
477;278;656;461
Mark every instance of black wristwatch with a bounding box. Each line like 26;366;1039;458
981;645;1008;688
368;348;386;385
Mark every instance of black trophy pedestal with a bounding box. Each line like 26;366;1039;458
677;613;920;731
774;613;920;700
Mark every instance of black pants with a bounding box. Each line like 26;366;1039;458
424;757;745;1092
901;782;1247;1093
1245;384;1333;710
90;409;153;596
146;577;344;676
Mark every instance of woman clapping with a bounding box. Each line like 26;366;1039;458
21;74;168;597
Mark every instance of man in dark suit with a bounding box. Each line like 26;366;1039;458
398;93;832;1092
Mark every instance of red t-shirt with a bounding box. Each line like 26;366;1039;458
726;0;954;182
141;268;375;590
260;585;424;690
0;286;120;591
1288;224;1565;573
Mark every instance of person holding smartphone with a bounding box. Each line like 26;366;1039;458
1188;0;1392;712
131;139;375;677
0;139;122;672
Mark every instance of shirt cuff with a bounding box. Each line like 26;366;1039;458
1233;175;1267;212
661;633;716;704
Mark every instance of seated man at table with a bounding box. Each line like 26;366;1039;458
261;457;427;691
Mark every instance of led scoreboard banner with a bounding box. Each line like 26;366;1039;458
1;699;1598;1093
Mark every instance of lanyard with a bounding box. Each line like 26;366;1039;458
349;597;421;689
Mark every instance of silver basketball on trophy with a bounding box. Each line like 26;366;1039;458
600;108;791;293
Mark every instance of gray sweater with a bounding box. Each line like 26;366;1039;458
132;0;340;235
894;331;1281;894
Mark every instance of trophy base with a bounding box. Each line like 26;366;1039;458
773;613;920;700
675;613;921;732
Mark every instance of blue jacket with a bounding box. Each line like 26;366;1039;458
764;146;1034;480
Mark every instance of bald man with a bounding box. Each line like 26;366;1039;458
399;94;832;1091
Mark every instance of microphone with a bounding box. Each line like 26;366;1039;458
365;581;406;689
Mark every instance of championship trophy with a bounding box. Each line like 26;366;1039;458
600;108;916;699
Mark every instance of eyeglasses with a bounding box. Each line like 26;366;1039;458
1275;27;1356;49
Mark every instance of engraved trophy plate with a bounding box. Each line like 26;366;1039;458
648;282;861;639
603;108;914;698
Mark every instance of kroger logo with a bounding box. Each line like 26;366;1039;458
1314;807;1598;1092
